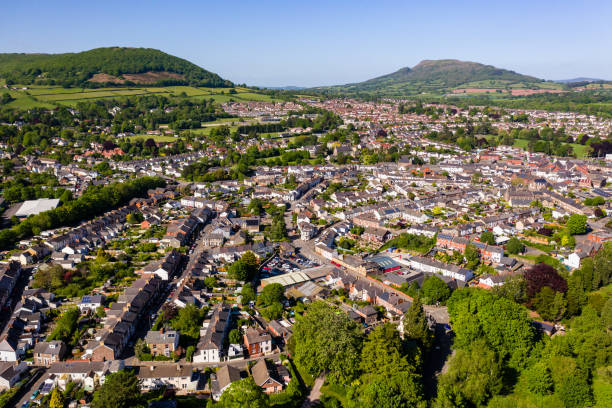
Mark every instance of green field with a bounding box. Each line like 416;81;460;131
126;134;181;143
2;84;281;109
480;136;589;158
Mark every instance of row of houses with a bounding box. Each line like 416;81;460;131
83;275;164;361
436;234;504;263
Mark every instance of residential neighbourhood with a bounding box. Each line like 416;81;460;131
1;85;611;408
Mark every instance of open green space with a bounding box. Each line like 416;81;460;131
2;84;281;109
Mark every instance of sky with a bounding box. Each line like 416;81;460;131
2;0;612;87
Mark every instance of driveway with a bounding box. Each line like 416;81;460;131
301;375;325;408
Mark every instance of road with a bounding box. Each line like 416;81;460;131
0;265;38;334
301;376;325;408
14;368;47;408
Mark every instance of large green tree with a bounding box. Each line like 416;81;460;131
356;323;425;408
402;297;434;350
290;301;363;384
218;378;269;408
448;289;536;369
435;340;502;408
91;370;143;408
421;275;451;305
566;214;587;235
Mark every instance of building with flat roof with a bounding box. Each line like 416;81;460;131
14;198;60;217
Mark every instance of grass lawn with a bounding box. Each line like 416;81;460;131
320;383;350;407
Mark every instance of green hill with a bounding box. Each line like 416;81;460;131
0;47;233;88
314;59;545;96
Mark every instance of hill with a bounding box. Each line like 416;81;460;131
556;77;606;83
313;59;546;96
0;47;233;88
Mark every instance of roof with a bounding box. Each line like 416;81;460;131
251;359;282;387
33;341;64;356
145;330;179;345
15;198;60;217
216;364;241;391
368;256;401;270
137;364;194;379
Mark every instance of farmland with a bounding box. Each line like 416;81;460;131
1;84;281;109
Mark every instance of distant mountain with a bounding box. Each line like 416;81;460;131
0;47;233;87
555;77;606;83
313;59;544;96
264;86;306;90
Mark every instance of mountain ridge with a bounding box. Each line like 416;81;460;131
0;47;233;88
313;59;547;96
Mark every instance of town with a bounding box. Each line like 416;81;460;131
0;89;609;408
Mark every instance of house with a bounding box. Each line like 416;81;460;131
78;294;105;314
137;364;199;392
243;327;272;357
33;341;67;367
355;305;378;325
212;364;242;400
193;303;231;363
145;330;180;358
251;359;284;394
48;360;124;391
362;227;390;243
298;222;317;241
0;361;28;390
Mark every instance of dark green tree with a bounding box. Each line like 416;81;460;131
91;370;143;408
402;297;434;350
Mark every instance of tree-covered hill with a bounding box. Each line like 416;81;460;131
314;59;546;97
0;47;233;88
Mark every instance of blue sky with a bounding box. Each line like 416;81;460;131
2;1;611;87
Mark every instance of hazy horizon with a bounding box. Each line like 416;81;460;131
2;0;611;87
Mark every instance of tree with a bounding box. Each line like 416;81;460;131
480;231;495;245
522;362;553;395
533;286;567;322
358;324;425;408
566;214;587;235
134;338;150;360
603;298;612;330
259;283;284;307
492;274;526;304
170;304;205;340
435;340;503;408
228;259;249;281
126;212;143;224
464;243;481;269
421;275;451;305
204;276;218;290
506;237;525;255
402;297;433;350
290;301;363;384
241;251;259;271
269;216;288;241
240;284;257;305
229;328;242;345
260;302;284;321
49;387;64;408
525;263;568;299
91;370;143;408
593;242;612;288
361;372;425;408
448;289;536;369
218;377;269;408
